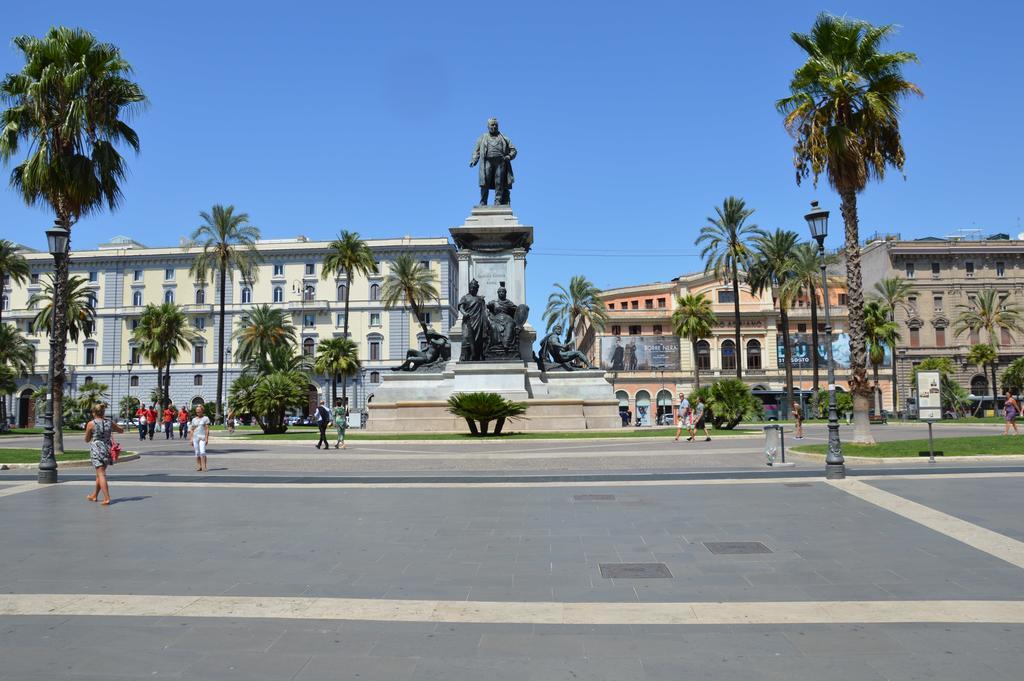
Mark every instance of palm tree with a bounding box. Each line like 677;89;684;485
321;231;377;399
27;275;97;342
872;277;914;413
0;240;30;327
782;244;840;396
748;229;800;418
133;303;198;409
955;290;1024;413
314;337;361;405
695;197;759;380
864;301;900;416
671;293;716;390
778;13;922;443
189;204;262;424
542;275;609;349
0;27;146;452
966;344;999;416
0;323;35;424
236;305;297;371
381;254;439;336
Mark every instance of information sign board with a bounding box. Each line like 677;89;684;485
917;370;942;421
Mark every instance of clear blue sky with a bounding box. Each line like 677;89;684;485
2;1;1022;317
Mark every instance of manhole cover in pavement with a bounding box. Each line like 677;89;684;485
703;541;772;555
599;563;673;579
573;494;616;501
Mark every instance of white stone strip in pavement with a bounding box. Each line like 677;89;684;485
0;482;55;498
2;593;1024;625
830;478;1024;571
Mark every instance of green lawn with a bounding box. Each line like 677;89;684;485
0;428;87;437
0;449;92;463
792;435;1024;458
227;426;760;441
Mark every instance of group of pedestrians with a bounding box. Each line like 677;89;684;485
315;398;350;449
673;392;711;443
133;403;191;440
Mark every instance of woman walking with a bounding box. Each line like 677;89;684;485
189;404;212;471
85;404;124;506
1004;391;1020;435
792;400;804;439
333;398;349;449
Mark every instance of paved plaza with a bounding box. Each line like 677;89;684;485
2;426;1024;680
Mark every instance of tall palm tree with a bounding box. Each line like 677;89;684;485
0;240;30;327
966;344;999;416
864;300;900;416
0;323;35;424
133;303;198;409
748;229;800;418
0;27;146;452
954;290;1024;413
189;204;262;424
28;275;97;342
322;231;377;398
236;304;297;371
542;275;609;349
778;13;922;443
695;197;759;380
871;277;914;413
781;243;841;395
314;337;361;405
381;254;439;336
671;293;716;389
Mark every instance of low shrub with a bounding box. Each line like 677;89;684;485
446;392;527;436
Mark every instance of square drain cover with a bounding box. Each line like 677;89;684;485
574;494;616;501
599;563;673;579
704;541;772;555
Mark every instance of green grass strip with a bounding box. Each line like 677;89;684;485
792;435;1024;458
0;449;92;463
230;427;759;441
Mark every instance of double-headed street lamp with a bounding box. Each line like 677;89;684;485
38;221;70;484
804;201;845;480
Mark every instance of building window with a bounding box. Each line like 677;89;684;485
86;293;98;309
30;273;39;283
746;339;762;370
369;283;380;301
630;300;638;310
718;290;735;304
996;261;1005;277
1002;328;1013;345
337;284;347;302
130;375;139;387
611;325;621;336
195;288;205;304
652;324;663;335
931;262;940;277
933;295;943;312
240;287;252;304
965;262;975;277
422;312;431;325
164;268;174;280
131;319;140;331
837;293;847;306
194;345;205;363
970;328;980;344
194;374;203;386
85;347;96;365
909;327;920;348
370;371;380;383
84;376;94;385
644;299;653;309
133;269;143;282
935;326;945;348
658;298;666;308
88;271;98;282
194;317;206;330
696;340;711;370
720;340;736;371
273;264;284;276
908;296;917;313
132;291;143;306
164;290;174;304
303;337;315;356
303;285;315;301
420;260;430;270
797;323;807;333
273;287;283;302
336;313;346;328
369;340;381;361
305;263;315;276
607;303;614;310
303;314;316;328
628;325;641;335
905;262;915;278
130;346;141;364
370;312;381;327
971;375;988;396
0;295;7;311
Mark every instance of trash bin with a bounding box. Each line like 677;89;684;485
763;424;785;466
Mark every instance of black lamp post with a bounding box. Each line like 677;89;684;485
804;201;845;479
38;221;70;484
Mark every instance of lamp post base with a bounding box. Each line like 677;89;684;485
825;463;846;480
38;469;58;484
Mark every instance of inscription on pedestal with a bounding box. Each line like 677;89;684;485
471;260;510;301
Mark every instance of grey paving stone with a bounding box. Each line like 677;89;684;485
167;622;286;653
478;632;585;658
783;624;907;655
179;651;311;681
368;631;482;658
527;657;645;681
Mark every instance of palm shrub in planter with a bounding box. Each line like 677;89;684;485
692;379;764;429
446;392;527;436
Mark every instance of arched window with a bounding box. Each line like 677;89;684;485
193;374;203;386
615;390;629;408
86;293;97;309
240;287;252;304
84;376;94;385
970;375;988;397
696;340;711;370
304;285;315;301
656;389;673;425
369;371;380;383
130;375;139;387
164;290;175;304
746;339;762;370
721;340;736;371
132;291;143;306
337;284;347;302
195;288;205;305
369;283;380;301
635;390;651;426
273;287;283;303
302;337;315;357
191;396;205;408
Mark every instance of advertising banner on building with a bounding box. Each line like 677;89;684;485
777;332;891;370
600;336;680;371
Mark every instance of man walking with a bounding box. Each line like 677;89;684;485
674;393;690;442
163;403;175;439
314;400;331;450
689;395;711;442
146;404;157;440
135;404;148;441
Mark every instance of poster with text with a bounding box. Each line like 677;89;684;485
600;336;680;371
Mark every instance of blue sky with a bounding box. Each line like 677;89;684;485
2;1;1022;317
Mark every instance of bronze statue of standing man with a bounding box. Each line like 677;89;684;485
470;118;516;205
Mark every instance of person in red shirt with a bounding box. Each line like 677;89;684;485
163;405;176;439
145;405;157;440
177;406;189;439
134;405;148;441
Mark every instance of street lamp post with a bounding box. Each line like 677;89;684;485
126;362;134;418
804;201;845;480
38;221;70;484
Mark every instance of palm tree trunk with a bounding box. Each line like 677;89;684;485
780;306;794;421
163;360;171;410
810;285;821;392
873;363;881;415
215;266;227;425
342;267;352;400
692;339;700;389
991;361;999;418
731;268;742;380
52;233;71;456
565;312;576;345
331;374;337;405
839;189;874;444
410;299;429;336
